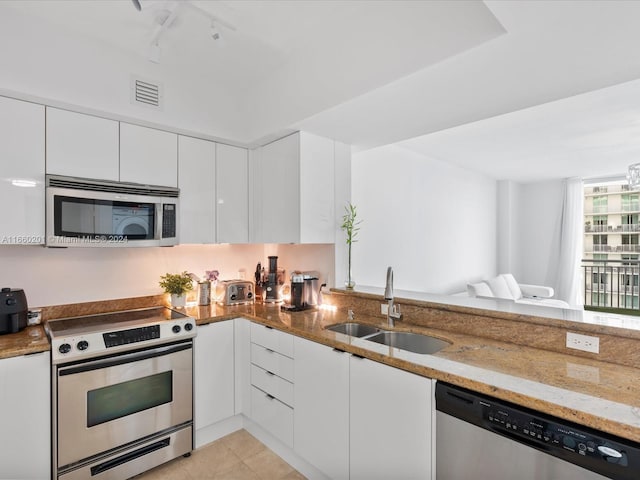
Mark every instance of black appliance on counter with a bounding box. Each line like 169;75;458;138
0;288;28;335
264;256;284;303
282;271;324;312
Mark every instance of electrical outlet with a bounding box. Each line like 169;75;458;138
381;303;389;315
566;332;600;354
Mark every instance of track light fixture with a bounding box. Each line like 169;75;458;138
210;22;221;41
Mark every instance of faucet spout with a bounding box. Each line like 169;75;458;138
384;266;402;327
384;266;393;300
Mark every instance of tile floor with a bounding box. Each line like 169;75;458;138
134;429;307;480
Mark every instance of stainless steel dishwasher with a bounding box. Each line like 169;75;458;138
435;382;640;480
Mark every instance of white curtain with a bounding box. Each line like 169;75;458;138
555;177;584;306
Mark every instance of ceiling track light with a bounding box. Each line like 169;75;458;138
210;22;221;41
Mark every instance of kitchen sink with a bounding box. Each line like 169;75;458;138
365;331;450;354
325;322;381;337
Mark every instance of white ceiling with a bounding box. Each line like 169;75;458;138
3;1;640;183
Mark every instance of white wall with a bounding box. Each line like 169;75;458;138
0;243;334;308
351;145;497;294
513;180;564;288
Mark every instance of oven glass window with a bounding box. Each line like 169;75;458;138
86;371;173;427
54;195;155;240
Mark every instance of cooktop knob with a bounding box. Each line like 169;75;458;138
77;340;89;351
184;323;193;331
59;343;71;354
172;325;181;334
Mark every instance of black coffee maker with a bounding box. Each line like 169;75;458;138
0;288;28;335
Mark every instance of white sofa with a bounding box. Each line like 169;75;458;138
466;273;570;308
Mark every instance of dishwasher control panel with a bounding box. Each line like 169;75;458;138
484;404;625;463
436;382;640;480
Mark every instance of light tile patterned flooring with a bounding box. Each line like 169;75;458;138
134;429;307;480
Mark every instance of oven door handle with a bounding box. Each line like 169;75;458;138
58;341;192;376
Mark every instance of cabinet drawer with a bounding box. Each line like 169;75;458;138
250;343;294;382
250;364;294;407
250;386;293;448
250;323;294;358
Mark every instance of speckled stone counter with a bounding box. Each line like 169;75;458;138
186;296;640;444
0;325;49;359
3;291;640;444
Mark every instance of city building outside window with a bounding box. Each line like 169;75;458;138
584;181;640;314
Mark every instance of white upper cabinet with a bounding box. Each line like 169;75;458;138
216;143;249;243
251;131;335;244
0;96;45;243
178;136;216;244
120;123;178;187
46;107;119;181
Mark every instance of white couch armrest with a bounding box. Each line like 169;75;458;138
519;284;554;298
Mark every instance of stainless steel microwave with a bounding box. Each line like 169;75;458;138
45;175;179;247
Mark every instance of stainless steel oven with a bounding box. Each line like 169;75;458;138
48;307;196;480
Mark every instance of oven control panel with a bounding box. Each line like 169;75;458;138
50;317;196;364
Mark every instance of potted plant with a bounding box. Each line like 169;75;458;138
159;271;193;308
341;202;362;289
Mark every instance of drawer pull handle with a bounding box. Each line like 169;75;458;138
332;348;346;354
265;370;276;376
265;325;273;330
265;348;275;354
266;393;275;400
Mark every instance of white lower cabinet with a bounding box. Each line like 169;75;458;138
0;351;50;480
294;336;349;480
249;323;294;448
194;320;235;447
350;355;433;480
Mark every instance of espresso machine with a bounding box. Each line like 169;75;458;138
264;256;284;303
283;271;323;311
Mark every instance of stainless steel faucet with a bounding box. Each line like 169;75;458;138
384;266;402;327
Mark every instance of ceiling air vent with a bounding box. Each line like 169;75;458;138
131;76;163;109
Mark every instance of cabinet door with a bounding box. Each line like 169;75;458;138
178;136;215;244
0;97;45;243
46;107;119;181
259;133;300;243
194;321;235;447
350;356;432;480
299;132;335;243
120;123;178;187
216;143;248;243
0;352;51;479
294;337;349;480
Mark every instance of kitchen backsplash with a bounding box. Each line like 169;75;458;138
0;243;334;308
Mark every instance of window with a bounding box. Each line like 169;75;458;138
593;196;608;213
593;215;607;232
622;193;640;212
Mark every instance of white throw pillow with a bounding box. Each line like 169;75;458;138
500;273;523;300
467;282;494;298
485;275;514;300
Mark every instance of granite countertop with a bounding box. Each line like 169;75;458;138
186;302;640;444
2;297;639;444
0;325;50;360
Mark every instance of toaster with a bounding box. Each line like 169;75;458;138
216;280;255;306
